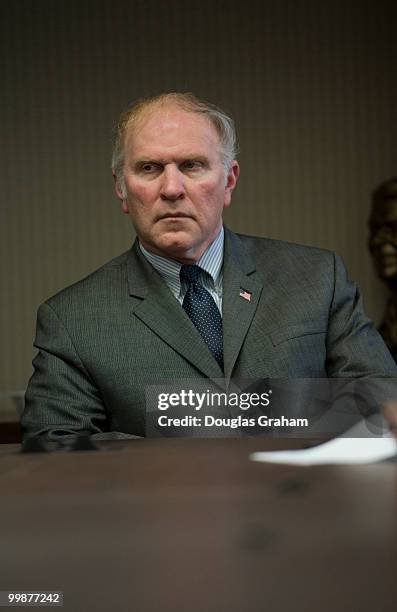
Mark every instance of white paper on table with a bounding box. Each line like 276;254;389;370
250;419;397;466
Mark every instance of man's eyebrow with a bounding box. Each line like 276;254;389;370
135;152;210;161
134;159;161;165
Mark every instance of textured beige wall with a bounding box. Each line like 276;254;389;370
1;0;397;399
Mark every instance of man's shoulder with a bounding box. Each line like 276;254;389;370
228;230;336;269
44;249;132;310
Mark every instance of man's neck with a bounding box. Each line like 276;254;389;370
139;229;224;266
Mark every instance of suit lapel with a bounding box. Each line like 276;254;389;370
222;229;263;378
126;243;224;380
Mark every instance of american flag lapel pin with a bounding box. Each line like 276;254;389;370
239;288;252;302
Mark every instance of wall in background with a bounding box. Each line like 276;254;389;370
1;0;396;394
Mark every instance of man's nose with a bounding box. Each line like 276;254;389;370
160;165;185;201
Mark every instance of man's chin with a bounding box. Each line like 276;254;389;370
145;232;199;261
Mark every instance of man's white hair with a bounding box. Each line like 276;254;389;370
111;92;238;197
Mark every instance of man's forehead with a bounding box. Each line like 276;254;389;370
125;103;219;149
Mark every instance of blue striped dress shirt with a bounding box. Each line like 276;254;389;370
139;228;224;314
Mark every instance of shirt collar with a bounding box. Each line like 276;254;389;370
139;227;224;295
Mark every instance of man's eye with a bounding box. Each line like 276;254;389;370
182;160;203;171
142;163;157;173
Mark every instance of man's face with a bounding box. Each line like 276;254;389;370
369;198;397;281
114;105;239;263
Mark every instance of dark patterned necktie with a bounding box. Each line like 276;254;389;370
180;265;223;370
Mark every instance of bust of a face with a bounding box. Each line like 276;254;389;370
369;180;397;285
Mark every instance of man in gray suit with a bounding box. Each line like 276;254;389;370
22;93;397;440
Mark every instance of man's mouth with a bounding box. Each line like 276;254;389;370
158;213;192;220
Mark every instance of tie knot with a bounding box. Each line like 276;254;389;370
180;265;202;285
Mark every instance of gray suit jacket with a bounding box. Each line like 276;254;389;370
22;228;397;439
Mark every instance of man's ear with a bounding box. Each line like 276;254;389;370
224;161;240;208
112;171;129;214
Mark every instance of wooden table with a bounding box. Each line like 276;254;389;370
1;438;396;611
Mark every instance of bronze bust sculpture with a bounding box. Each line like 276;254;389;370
368;177;397;360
